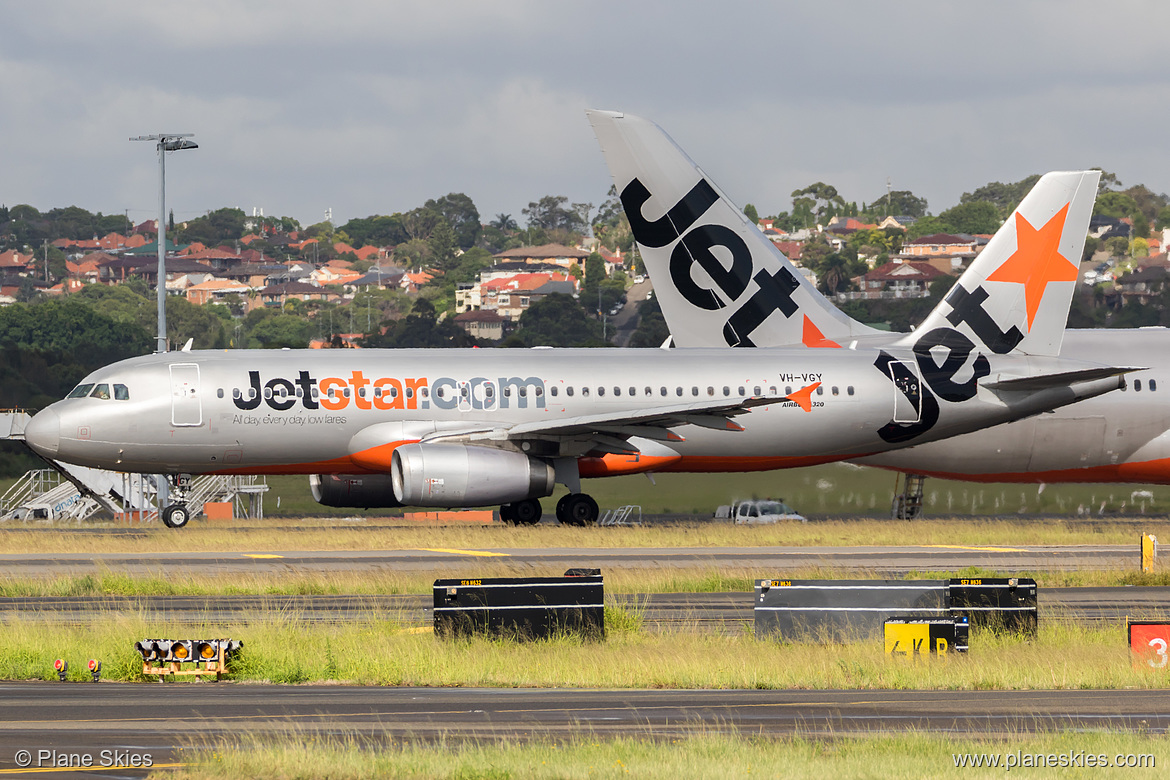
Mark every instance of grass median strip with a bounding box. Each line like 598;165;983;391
0;611;1163;690
2;565;1169;599
1;516;1167;555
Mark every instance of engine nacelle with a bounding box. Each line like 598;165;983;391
309;473;404;508
391;443;555;507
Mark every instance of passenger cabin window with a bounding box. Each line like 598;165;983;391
738;386;745;396
1135;379;1143;391
216;388;224;399
90;384;111;400
847;386;855;396
832;387;839;396
582;387;590;396
567;386;574;397
1151;379;1158;391
68;384;95;399
629;386;636;396
691;386;699;396
613;386;621;396
816;386;824;395
598;387;605;396
550;386;558;397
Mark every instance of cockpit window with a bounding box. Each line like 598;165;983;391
67;384;95;399
114;384;130;400
90;384;111;400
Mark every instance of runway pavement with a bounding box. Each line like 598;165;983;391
1;683;1167;777
0;588;1166;629
0;542;1138;577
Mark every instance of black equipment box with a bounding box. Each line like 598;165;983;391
948;577;1037;635
433;572;604;640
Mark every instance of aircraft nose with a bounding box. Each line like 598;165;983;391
23;408;60;457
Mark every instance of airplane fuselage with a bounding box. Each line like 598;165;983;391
23;346;1119;479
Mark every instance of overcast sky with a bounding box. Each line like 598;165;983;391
3;1;1168;232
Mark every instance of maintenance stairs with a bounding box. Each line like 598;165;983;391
1;410;266;524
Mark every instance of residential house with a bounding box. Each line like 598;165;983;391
257;281;338;308
453;309;507;341
848;260;946;300
185;278;253;306
1116;266;1170;305
492;243;591;269
897;233;978;274
0;250;33;275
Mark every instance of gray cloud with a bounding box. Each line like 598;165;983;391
2;1;1168;231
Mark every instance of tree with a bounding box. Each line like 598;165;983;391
1095;191;1140;220
790;182;845;224
341;214;406;248
960;175;1041;215
582;251;606;302
1081;235;1100;262
1105;236;1130;257
870;190;928;218
743;203;759;224
177;207;247;246
522;195;590;234
427;218;458;273
424;193;481;249
491;213;518;231
629;296;670;348
938;201;1001;234
505;293;606;347
247;313;313;349
365;297;478;348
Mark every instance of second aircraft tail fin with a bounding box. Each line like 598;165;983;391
587;109;882;348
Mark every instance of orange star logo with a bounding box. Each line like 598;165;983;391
985;203;1077;331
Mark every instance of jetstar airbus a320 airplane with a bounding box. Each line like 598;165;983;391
588;109;1169;498
22;127;1129;529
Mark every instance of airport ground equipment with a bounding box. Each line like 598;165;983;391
754;579;950;641
1141;534;1158;573
949;577;1037;635
134;638;242;680
434;570;604;640
891;473;926;519
885;617;969;655
599;504;642;526
1128;621;1170;670
755;578;1037;640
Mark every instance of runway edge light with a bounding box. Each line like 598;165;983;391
53;659;68;681
87;659;101;682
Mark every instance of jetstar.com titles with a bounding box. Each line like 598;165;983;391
231;370;548;413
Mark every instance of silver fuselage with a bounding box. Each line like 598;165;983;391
22;346;1118;478
857;329;1170;483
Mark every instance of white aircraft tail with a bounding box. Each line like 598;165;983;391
587;109;883;348
898;170;1099;357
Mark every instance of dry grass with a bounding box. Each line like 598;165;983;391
169;729;1167;780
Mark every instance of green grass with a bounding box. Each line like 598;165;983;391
170;730;1166;779
3;612;1165;690
4;565;1170;600
261;464;1170;517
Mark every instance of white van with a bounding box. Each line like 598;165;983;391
716;499;807;524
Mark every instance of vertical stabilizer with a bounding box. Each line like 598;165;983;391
899;170;1099;357
587;109;882;348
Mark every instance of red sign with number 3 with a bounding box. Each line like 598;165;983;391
1129;622;1170;670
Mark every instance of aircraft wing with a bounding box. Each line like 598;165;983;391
420;396;777;451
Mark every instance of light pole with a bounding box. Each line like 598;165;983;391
129;133;197;524
130;134;198;353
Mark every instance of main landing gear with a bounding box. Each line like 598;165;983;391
497;493;600;526
556;493;599;526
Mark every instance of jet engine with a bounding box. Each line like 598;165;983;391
391;443;555;507
309;473;404;508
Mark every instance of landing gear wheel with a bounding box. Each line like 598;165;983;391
498;504;517;525
161;504;190;529
512;498;543;526
556;493;599;526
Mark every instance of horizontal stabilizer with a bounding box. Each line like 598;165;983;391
983;366;1142;392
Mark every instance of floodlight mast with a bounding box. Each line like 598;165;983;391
129;133;197;354
130;133;197;520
